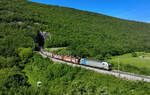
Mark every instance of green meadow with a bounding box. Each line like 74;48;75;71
108;52;150;76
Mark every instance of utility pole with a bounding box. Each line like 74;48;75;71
118;56;120;77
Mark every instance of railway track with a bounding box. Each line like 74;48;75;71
39;51;150;82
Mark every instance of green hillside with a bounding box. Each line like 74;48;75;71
1;0;150;94
1;0;150;58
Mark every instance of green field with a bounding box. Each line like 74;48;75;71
108;52;150;76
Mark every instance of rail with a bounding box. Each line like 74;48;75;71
39;51;150;82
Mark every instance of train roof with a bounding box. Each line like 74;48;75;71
85;59;110;64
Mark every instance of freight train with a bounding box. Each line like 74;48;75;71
41;49;111;70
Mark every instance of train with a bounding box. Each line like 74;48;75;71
41;49;111;70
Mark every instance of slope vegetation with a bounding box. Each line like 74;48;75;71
1;0;150;58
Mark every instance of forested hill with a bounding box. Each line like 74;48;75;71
1;0;150;59
1;0;150;94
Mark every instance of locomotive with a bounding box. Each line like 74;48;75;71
41;50;111;70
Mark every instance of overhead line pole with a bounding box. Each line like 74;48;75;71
118;56;120;77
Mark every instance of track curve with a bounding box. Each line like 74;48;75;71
39;51;150;82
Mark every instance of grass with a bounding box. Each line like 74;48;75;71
107;52;150;76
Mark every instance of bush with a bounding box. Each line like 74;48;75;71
0;56;6;68
18;47;33;62
131;52;137;57
96;54;105;61
4;73;30;89
105;53;112;60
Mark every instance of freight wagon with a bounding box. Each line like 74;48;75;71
41;50;111;70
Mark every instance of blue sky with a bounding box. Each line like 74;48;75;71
29;0;150;23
